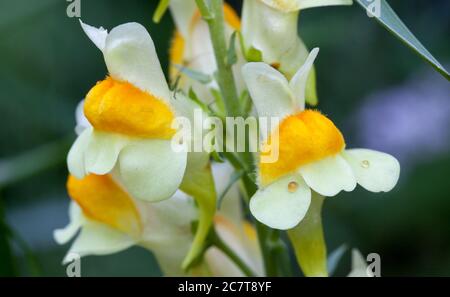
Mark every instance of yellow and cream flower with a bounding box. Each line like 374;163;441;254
242;48;400;230
54;164;263;276
54;174;198;276
242;0;352;104
67;21;187;202
169;0;245;106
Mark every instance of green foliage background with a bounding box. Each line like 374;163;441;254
0;0;449;276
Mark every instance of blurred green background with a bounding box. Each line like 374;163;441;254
0;0;449;276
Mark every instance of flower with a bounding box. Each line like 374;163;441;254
67;21;187;202
242;48;401;230
169;0;245;106
54;174;198;276
54;165;263;276
242;0;352;105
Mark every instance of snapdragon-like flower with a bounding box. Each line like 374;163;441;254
54;164;262;276
169;0;245;105
242;48;400;230
67;21;187;202
242;0;352;105
54;174;198;276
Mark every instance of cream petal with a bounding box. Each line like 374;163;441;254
79;20;108;51
242;0;306;77
140;193;198;276
242;62;294;119
260;0;353;13
347;249;373;277
169;0;197;38
74;100;91;135
104;22;171;102
67;127;93;179
299;154;356;197
63;219;135;264
242;0;318;103
189;21;217;78
250;174;311;230
84;131;129;176
289;48;319;110
342;149;400;193
54;202;83;245
118;140;187;202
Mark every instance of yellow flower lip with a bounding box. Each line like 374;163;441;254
259;110;346;186
67;174;142;237
84;77;176;139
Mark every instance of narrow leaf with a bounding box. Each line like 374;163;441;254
152;0;170;23
355;0;449;80
173;64;213;84
227;31;238;66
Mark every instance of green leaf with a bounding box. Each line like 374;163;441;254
152;0;170;23
227;31;238;66
355;0;449;80
217;170;244;210
173;64;213;84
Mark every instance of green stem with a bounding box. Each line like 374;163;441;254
196;0;242;117
211;228;257;277
194;0;213;20
195;0;287;277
